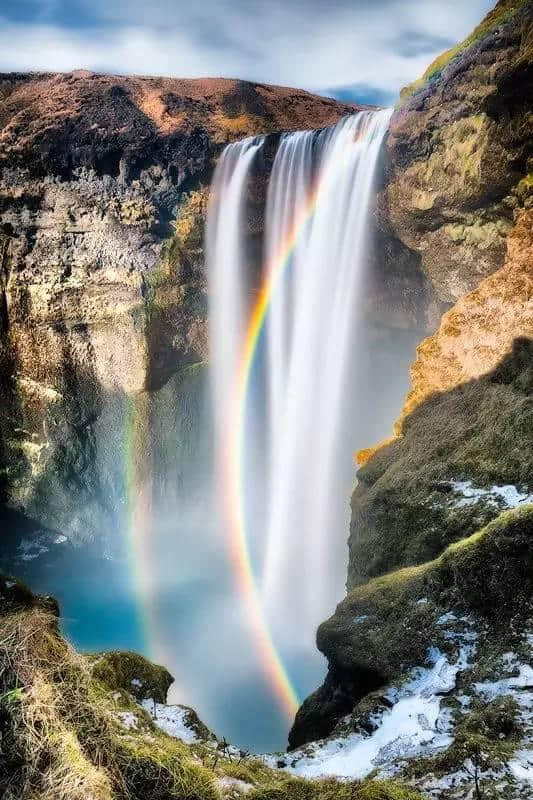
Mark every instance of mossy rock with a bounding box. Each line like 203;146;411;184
91;650;174;703
0;571;59;617
400;0;532;100
291;506;533;746
349;339;533;584
326;505;532;674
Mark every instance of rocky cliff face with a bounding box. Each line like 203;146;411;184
290;3;533;795
0;68;443;547
384;0;532;302
0;73;358;542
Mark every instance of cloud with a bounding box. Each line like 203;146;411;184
390;31;456;58
0;0;494;102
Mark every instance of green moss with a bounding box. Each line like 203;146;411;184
141;189;206;322
515;172;533;203
434;504;533;613
444;218;512;247
319;505;533;690
118;734;218;800
400;0;530;100
159;188;209;280
245;777;420;800
91;650;173;703
351;339;533;583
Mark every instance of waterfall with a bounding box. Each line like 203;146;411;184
207;109;392;659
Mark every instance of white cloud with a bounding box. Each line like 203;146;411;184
0;0;495;98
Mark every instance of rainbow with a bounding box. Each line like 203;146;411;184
124;392;158;655
220;178;323;721
124;393;176;678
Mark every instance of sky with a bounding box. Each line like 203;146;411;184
0;0;495;106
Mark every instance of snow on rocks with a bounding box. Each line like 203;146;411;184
284;648;469;780
474;663;533;700
141;699;201;744
448;480;533;509
117;711;139;730
509;750;533;782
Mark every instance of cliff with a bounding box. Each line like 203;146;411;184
290;3;533;795
0;73;357;542
385;0;532;302
1;0;532;794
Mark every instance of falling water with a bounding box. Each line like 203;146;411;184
207;109;392;667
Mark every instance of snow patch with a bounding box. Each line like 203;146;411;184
437;612;458;625
286;650;468;779
117;711;139;730
509;749;533;781
141;699;199;744
449;480;533;509
474;664;533;700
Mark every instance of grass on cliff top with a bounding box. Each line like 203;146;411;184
400;0;530;100
320;505;533;681
0;575;423;800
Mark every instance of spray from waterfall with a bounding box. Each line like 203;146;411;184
207;109;392;721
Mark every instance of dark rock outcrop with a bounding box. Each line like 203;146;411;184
290;505;533;749
385;0;532;302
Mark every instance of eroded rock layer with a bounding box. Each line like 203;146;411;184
0;74;358;540
385;0;532;302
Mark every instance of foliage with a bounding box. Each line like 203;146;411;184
0;576;425;800
91;650;173;704
400;0;531;99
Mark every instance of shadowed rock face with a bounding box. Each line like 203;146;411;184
0;74;360;541
290;2;533;766
385;0;532;302
290;210;533;750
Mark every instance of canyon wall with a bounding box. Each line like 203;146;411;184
0;74;358;542
0;69;442;547
290;2;532;794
